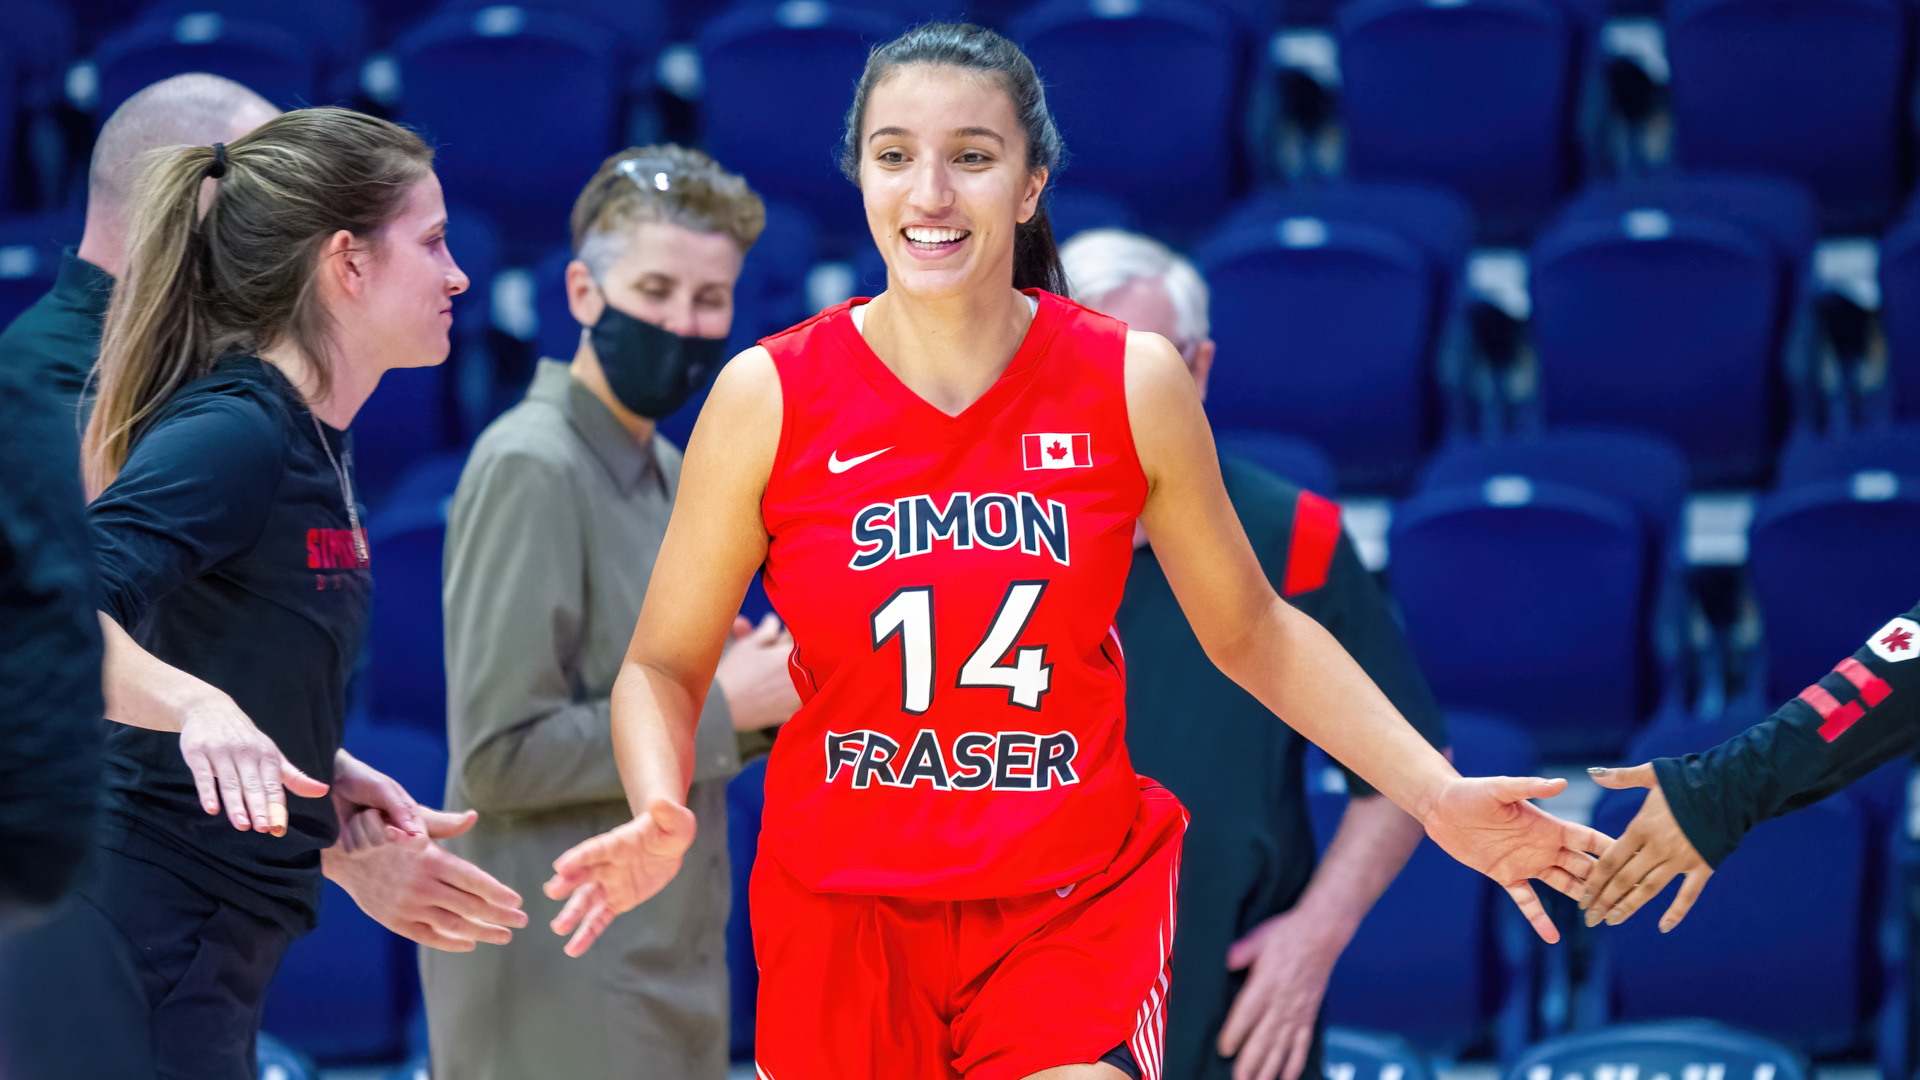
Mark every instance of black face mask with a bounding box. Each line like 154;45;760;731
588;297;728;421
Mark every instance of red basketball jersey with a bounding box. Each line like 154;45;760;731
758;289;1148;898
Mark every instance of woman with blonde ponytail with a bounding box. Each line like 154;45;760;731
4;107;522;1080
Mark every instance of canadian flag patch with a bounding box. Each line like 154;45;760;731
1869;617;1920;663
1023;433;1092;470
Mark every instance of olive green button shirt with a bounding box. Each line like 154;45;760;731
423;359;740;1080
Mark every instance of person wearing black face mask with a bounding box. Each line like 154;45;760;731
424;146;802;1078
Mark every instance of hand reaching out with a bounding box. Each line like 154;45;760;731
1580;764;1713;932
178;698;328;835
543;796;698;957
324;805;528;952
1421;775;1614;943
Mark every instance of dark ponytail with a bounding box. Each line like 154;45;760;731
840;22;1070;297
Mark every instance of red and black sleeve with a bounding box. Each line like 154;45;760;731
1653;601;1920;867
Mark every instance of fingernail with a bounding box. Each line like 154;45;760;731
268;804;288;831
1578;894;1591;910
1584;908;1602;928
1659;920;1673;934
1606;910;1626;926
1587;767;1607;776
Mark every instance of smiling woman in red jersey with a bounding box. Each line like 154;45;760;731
543;23;1612;1080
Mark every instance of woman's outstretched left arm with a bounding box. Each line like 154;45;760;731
1125;331;1611;942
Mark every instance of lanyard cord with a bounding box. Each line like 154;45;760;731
309;411;368;564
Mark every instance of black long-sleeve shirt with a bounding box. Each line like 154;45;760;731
0;344;102;914
89;355;371;934
0;249;113;409
1655;600;1920;867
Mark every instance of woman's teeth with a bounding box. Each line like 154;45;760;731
905;227;969;249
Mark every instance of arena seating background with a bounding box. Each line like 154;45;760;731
5;0;1916;1076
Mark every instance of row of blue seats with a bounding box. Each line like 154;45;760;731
8;0;1916;249
360;169;1920;497
0;165;1905;505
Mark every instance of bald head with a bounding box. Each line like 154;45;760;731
79;74;279;276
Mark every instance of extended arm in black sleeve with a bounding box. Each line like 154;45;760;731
88;392;284;631
1654;601;1920;866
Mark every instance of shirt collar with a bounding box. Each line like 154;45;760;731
55;249;114;314
528;358;663;496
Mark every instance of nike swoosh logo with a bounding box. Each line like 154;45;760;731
828;447;893;474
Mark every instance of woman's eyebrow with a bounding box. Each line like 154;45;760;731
868;125;910;143
954;127;1004;145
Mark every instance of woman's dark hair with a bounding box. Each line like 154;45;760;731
839;22;1069;296
84;107;433;494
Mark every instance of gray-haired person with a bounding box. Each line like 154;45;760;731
423;145;799;1079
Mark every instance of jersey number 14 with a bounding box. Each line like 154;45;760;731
871;581;1053;714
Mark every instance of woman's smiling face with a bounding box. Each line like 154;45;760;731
858;63;1047;300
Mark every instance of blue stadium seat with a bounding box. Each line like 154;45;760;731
730;197;821;354
1010;0;1247;234
1557;173;1820;423
1665;0;1909;232
727;756;768;1062
0;214;71;331
1528;209;1781;486
439;0;666;62
142;0;368;97
1337;0;1594;239
256;1031;318;1080
1878;207;1920;424
1216;181;1477;286
1748;476;1920;705
0;0;78;107
1559;172;1817;296
1216;430;1338;495
1421;430;1689;560
91;11;318;119
699;3;904;243
364;454;466;735
1778;426;1920;489
1324;1029;1435;1080
533;244;578;367
353;357;455;511
1045;186;1141;243
262;718;452;1062
1308;714;1540;1057
1196;213;1436;492
395;6;619;255
1582;718;1868;1055
1390;481;1648;758
1509;1022;1809;1080
444;203;500;441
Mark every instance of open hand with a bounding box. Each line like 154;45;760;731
1581;764;1712;932
1422;775;1614;943
1217;907;1342;1080
543;797;698;957
325;806;527;951
178;699;328;835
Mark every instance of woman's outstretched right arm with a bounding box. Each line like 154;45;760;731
544;347;785;956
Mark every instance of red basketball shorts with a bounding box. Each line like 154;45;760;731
749;778;1187;1080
